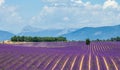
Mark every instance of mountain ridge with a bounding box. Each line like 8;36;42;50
1;25;120;41
0;30;14;41
18;25;76;37
62;25;120;40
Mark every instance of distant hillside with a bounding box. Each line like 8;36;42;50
62;25;120;40
18;25;76;37
18;29;61;37
0;30;14;41
1;25;120;41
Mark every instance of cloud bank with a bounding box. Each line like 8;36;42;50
103;0;118;9
0;0;24;33
0;0;4;6
30;0;120;29
0;0;120;33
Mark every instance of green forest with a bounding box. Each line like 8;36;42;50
11;36;67;42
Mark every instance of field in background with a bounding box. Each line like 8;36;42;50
0;42;120;70
0;40;27;44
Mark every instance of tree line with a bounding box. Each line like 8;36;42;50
108;36;120;41
11;36;67;42
94;36;120;41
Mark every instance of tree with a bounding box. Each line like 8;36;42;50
11;36;67;42
86;38;90;45
11;36;17;42
21;36;25;42
96;39;100;41
57;37;67;41
33;37;39;42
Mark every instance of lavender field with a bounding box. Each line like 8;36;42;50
0;42;120;70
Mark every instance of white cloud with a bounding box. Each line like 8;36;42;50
0;6;23;23
94;31;102;35
42;0;70;3
43;6;55;13
1;0;120;33
42;0;91;7
0;0;4;6
0;5;25;33
74;0;83;4
63;17;70;21
30;4;120;29
0;0;25;33
103;0;118;9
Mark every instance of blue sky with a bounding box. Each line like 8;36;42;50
0;0;120;34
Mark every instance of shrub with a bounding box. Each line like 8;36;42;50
86;38;90;45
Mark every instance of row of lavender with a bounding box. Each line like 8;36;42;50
0;42;120;70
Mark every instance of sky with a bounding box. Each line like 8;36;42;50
0;0;120;34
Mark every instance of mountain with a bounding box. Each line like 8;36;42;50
1;25;120;41
0;30;14;41
20;25;43;32
18;25;76;37
62;25;120;40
